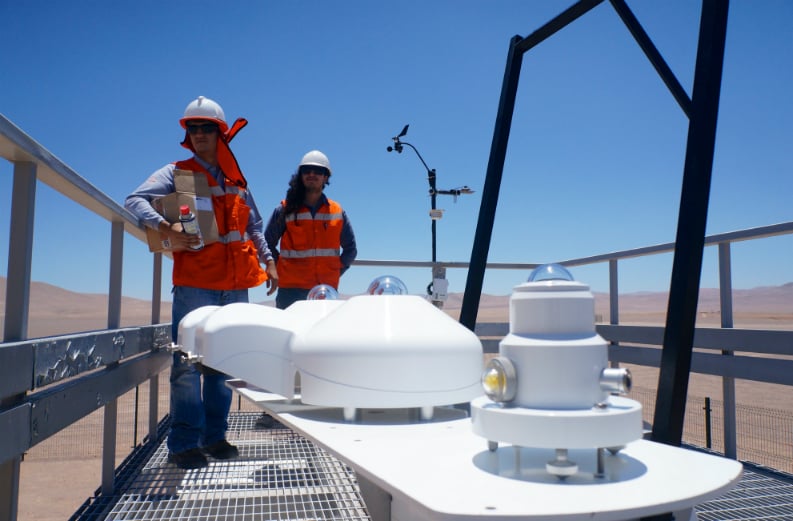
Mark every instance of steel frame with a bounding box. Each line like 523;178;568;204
459;0;730;458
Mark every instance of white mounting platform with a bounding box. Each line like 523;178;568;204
233;384;743;521
471;395;643;449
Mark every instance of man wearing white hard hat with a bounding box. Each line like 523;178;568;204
125;96;278;469
265;150;357;309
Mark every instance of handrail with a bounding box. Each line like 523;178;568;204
1;113;171;518
0;114;146;243
353;220;793;271
0;325;171;465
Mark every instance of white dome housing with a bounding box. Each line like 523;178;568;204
292;294;483;416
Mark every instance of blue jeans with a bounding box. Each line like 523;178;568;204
275;287;311;310
168;285;249;453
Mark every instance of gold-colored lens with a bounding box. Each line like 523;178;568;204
482;367;505;396
481;357;516;403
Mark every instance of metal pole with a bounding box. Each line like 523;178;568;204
429;169;437;263
1;160;37;521
609;0;692;118
652;0;729;447
719;242;737;459
459;35;523;331
4;161;36;342
608;259;620;368
108;220;124;330
460;0;604;332
133;386;140;447
151;253;163;325
102;394;118;495
148;374;160;442
149;253;163;442
704;397;713;449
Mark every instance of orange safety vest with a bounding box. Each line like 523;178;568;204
277;198;343;289
171;158;266;290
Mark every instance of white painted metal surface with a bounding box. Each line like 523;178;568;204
235;388;743;521
292;295;482;410
471;395;643;449
177;295;483;414
183;303;303;398
177;304;220;356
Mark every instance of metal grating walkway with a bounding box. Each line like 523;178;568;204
696;465;793;521
71;412;793;521
72;412;370;521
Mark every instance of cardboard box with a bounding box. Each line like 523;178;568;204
146;169;220;252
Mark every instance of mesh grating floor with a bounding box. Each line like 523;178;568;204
70;412;793;521
696;465;793;521
72;412;370;521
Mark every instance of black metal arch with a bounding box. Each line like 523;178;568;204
459;0;729;451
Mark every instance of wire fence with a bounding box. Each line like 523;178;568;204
629;386;793;475
24;373;793;476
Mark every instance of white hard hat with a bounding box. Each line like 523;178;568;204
298;150;332;176
180;96;228;132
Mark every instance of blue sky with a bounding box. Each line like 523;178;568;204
1;1;791;303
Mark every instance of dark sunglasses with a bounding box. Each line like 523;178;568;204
299;165;329;176
186;123;219;135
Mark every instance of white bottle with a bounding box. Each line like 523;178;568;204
179;204;204;250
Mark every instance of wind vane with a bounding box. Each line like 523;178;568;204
387;124;474;307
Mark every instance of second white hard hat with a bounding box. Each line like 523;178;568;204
299;150;332;176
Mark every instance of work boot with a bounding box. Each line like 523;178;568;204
168;448;208;469
202;439;239;460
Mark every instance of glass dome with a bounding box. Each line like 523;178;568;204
527;263;574;283
307;284;339;300
367;275;408;295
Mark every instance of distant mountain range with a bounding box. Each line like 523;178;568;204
444;283;793;314
1;277;790;338
0;277;160;317
1;277;791;314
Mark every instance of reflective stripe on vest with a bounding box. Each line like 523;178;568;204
216;230;249;244
280;247;341;258
277;199;344;289
285;210;343;223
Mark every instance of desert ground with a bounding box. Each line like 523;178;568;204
9;281;793;521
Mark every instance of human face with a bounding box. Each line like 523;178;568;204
299;165;329;191
186;120;218;158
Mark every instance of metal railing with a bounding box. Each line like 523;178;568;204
2;112;793;521
0;113;172;521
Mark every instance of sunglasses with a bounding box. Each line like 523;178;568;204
299;165;329;176
186;123;219;135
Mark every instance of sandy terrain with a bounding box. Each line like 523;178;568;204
8;280;793;520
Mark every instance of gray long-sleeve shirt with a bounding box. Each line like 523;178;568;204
125;156;273;263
